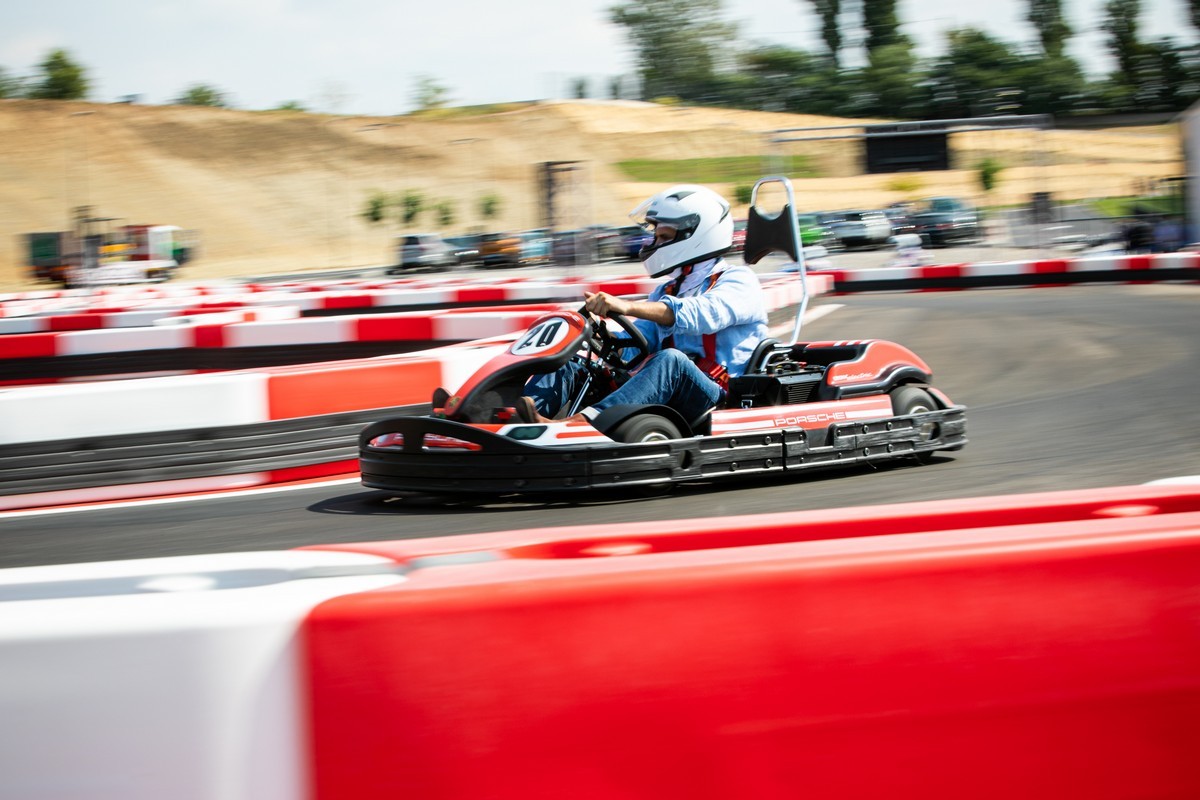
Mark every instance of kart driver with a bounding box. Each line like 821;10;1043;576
518;184;768;426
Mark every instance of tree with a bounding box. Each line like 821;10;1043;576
976;157;1004;194
0;67;26;99
572;77;590;99
740;45;827;112
1191;0;1200;32
859;42;922;118
274;100;307;112
399;190;424;227
362;192;389;224
27;49;88;100
1027;0;1073;58
175;84;227;107
412;74;451;112
807;0;842;69
434;200;455;228
1101;0;1142;77
478;192;501;224
862;0;907;54
924;28;1024;118
609;0;738;102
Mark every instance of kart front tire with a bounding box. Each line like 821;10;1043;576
890;386;938;462
890;385;936;416
611;414;682;444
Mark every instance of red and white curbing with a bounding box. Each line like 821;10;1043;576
0;274;815;372
2;483;1199;799
814;251;1200;293
0;275;658;322
0;339;510;445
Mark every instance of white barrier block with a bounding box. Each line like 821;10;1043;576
1069;255;1120;273
0;317;47;334
225;317;355;348
433;312;535;342
965;261;1030;277
0;550;403;800
0;372;271;444
374;288;453;307
431;341;512;393
1148;252;1196;270
58;326;192;356
106;310;175;328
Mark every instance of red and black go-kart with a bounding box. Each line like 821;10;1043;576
359;177;966;495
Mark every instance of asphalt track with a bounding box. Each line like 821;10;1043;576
3;283;1196;569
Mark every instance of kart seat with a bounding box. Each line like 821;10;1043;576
747;337;784;375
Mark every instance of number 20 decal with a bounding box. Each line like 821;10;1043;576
511;317;570;355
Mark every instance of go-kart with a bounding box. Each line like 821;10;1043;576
359;177;966;495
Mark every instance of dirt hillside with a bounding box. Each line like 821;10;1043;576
0;98;1183;292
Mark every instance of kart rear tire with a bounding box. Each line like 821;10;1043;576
890;386;938;463
611;414;682;444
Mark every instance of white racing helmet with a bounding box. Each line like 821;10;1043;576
629;184;733;278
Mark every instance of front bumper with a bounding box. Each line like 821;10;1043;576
359;406;968;495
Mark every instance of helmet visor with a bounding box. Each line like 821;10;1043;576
629;200;701;239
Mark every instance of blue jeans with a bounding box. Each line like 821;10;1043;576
525;348;723;423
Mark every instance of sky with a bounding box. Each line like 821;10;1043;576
0;0;1186;116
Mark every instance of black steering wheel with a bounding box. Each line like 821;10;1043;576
580;307;650;372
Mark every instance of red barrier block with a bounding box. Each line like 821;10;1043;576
192;324;226;348
322;293;375;310
356;315;436;342
46;313;105;332
454;287;506;304
266;359;443;418
0;332;59;358
304;486;1200;799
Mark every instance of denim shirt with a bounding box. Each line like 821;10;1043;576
632;257;768;378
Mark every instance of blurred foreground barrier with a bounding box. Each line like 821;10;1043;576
815;251;1200;293
1;483;1198;799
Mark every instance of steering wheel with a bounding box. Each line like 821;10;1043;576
581;307;650;372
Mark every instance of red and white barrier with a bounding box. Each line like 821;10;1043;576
2;483;1199;799
0;339;508;445
815;251;1200;293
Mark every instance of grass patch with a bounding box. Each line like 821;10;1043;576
1093;195;1183;218
616;155;820;184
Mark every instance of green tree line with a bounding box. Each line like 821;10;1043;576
606;0;1200;118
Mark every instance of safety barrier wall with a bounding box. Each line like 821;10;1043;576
0;275;656;325
0;275;813;508
814;251;1200;293
2;483;1198;799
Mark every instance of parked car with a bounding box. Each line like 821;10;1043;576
586;225;627;262
883;206;919;238
444;234;483;268
552;227;625;266
616;225;651;260
478;232;518;268
477;231;553;268
828;209;893;249
517;230;553;266
796;213;838;249
911;197;982;246
389;233;458;273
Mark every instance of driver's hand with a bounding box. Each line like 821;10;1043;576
584;290;630;318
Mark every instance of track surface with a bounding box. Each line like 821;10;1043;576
4;285;1196;568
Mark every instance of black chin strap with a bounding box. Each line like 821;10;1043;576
663;264;694;297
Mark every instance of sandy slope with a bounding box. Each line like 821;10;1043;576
0;98;1183;291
